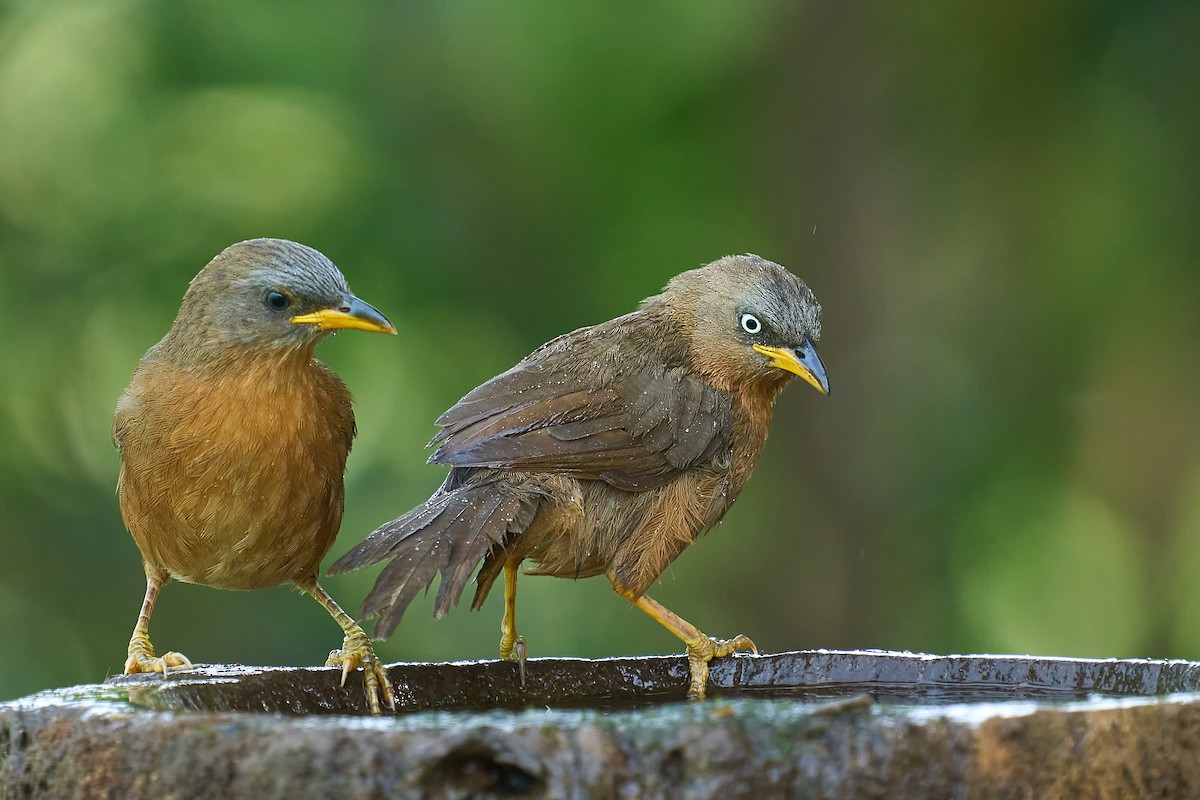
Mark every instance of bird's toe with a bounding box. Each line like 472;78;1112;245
500;635;529;687
125;649;193;676
327;633;395;715
712;633;757;658
683;633;758;699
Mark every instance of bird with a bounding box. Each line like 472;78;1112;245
113;238;397;715
331;253;829;699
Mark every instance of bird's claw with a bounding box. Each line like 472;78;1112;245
684;633;757;700
124;647;192;676
326;633;396;715
500;634;528;688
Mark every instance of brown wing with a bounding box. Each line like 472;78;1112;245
429;314;735;490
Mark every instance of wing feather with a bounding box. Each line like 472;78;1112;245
428;315;734;490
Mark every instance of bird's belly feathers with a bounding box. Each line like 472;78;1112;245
521;468;734;594
125;460;342;590
117;372;350;590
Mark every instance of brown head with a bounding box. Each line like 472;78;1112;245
648;253;828;396
156;238;396;367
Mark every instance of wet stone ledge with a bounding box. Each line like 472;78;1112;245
3;650;1200;798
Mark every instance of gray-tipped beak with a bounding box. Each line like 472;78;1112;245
290;292;396;335
793;337;829;395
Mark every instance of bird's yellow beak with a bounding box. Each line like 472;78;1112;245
753;339;829;394
290;293;397;335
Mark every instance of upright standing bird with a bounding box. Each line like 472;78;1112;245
332;254;828;698
113;238;397;714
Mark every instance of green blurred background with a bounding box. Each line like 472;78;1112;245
2;1;1198;702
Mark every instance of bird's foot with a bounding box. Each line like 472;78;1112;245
124;643;192;676
683;633;757;700
500;634;528;687
326;631;396;715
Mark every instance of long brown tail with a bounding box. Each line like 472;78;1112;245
330;478;542;639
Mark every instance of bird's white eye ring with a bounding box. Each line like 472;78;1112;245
740;313;762;334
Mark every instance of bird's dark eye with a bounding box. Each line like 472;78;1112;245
739;313;762;335
264;290;291;311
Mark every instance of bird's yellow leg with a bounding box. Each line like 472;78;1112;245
612;580;756;699
298;579;396;715
498;559;527;686
124;568;192;675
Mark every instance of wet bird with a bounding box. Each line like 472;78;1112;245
332;254;829;698
113;238;397;714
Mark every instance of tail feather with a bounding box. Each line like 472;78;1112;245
432;492;510;614
471;553;505;611
334;481;544;640
364;536;449;638
328;497;448;573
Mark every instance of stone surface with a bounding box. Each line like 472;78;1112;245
4;650;1200;798
108;649;1200;714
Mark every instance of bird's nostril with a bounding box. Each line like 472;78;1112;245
339;304;352;313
